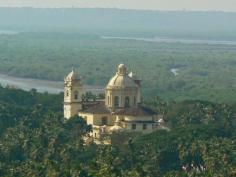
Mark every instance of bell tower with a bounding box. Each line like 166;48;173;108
64;70;83;119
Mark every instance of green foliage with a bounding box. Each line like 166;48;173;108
0;105;93;176
0;87;236;176
0;33;235;103
0;86;63;111
82;92;97;101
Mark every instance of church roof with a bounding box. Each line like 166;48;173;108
107;64;137;89
80;101;111;114
115;106;157;117
80;101;156;117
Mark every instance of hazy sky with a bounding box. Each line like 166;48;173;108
0;0;236;12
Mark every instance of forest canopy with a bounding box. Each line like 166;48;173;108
0;86;235;176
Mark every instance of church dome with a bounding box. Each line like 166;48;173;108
107;64;137;89
105;64;140;109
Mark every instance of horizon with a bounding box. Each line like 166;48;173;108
0;0;236;12
0;6;236;13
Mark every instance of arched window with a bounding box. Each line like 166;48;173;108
66;90;69;97
74;91;78;100
125;96;130;107
114;96;119;107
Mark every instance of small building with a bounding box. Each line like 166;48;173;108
64;64;159;141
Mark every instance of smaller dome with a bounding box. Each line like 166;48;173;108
110;124;123;132
110;117;124;132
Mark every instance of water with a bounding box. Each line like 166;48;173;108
0;30;19;35
0;74;104;94
101;36;236;45
170;69;179;76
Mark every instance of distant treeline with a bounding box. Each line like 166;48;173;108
0;32;235;102
0;8;236;39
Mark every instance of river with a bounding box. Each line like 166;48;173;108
2;31;236;45
0;74;104;94
0;30;19;35
170;68;179;76
101;36;236;45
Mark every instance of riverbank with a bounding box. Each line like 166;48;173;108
101;36;236;45
0;74;104;94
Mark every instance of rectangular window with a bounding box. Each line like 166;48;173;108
143;124;147;130
125;96;130;107
132;124;136;130
101;117;108;125
114;96;119;107
74;91;78;100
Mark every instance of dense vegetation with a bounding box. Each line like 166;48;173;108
0;87;235;176
0;33;235;102
0;7;235;176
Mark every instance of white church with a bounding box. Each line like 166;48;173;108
64;64;161;140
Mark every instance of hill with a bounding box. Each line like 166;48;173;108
0;8;236;39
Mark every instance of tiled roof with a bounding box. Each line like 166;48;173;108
80;101;157;117
81;101;111;114
122;120;155;123
115;106;157;116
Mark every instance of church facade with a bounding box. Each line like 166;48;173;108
64;64;160;140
